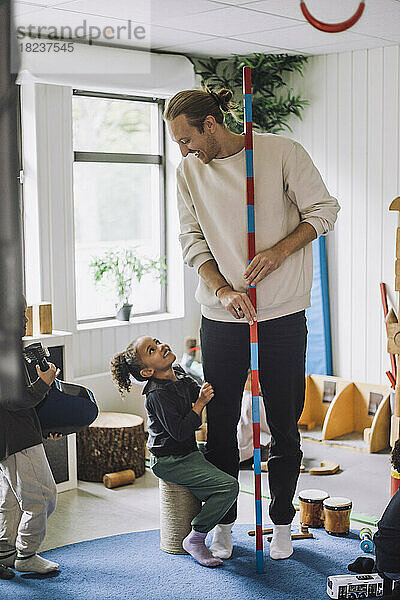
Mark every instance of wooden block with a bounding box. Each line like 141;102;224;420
389;196;400;211
387;308;398;324
248;527;273;536
267;533;314;541
25;306;33;336
390;415;400;448
387;323;400;354
363;428;371;443
396;276;400;292
260;461;268;472
396;228;400;258
38;303;52;334
249;526;314;540
195;423;207;442
395;387;400;417
103;469;135;489
309;461;340;476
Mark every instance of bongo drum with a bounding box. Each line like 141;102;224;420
298;489;329;528
323;497;352;536
391;467;400;498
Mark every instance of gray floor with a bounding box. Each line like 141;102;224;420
43;439;392;552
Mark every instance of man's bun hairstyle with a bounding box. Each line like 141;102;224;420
164;87;237;132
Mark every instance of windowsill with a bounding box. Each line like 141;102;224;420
23;330;73;341
77;312;184;332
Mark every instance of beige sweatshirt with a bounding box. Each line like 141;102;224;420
177;133;340;322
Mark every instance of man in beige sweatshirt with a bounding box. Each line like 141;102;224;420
164;88;339;562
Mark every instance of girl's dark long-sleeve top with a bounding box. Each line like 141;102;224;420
143;365;202;457
0;362;50;461
374;488;400;573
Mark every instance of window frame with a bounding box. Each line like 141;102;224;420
72;89;167;325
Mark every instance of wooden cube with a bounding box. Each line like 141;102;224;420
391;415;400;448
25;305;33;336
396;228;400;258
387;323;400;354
38;303;52;334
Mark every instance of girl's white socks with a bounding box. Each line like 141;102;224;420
210;522;234;559
270;524;293;560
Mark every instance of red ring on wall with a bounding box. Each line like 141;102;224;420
300;1;365;33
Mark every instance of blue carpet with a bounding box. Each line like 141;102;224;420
2;526;365;600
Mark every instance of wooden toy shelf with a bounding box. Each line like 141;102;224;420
299;375;391;453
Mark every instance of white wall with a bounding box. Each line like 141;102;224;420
288;45;400;384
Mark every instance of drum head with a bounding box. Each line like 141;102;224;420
323;496;352;510
299;489;329;502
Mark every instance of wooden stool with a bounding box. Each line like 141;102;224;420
159;479;201;554
77;412;145;482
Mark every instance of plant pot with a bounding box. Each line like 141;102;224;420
116;304;132;321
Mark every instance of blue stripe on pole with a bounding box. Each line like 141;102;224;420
244;94;252;121
252;396;260;423
247;204;255;233
245;149;254;177
253;447;261;473
256;550;264;573
250;343;258;370
255;498;262;524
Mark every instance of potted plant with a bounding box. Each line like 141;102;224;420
89;247;166;321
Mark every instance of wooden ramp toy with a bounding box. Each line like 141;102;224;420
309;461;340;476
299;374;390;453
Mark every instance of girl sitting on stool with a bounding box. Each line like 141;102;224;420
110;336;239;568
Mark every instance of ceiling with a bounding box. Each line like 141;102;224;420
13;0;400;57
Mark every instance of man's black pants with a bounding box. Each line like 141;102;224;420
200;310;307;525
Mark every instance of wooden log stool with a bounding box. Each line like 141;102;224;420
77;412;145;482
159;479;201;554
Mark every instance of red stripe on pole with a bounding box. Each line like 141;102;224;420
254;472;262;497
256;527;263;549
246;178;255;204
244;66;252;91
245;123;253;148
250;322;257;343
248;234;255;261
252;421;261;444
248;288;257;309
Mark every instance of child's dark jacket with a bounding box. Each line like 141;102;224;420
143;365;202;457
0;363;50;461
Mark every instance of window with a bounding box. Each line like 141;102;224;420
72;91;166;323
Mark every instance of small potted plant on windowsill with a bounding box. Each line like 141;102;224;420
89;247;167;321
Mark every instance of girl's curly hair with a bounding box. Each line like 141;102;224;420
110;338;147;395
392;439;400;473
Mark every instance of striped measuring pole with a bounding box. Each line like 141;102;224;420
243;65;264;574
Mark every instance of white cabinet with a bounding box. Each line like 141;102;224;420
23;330;77;492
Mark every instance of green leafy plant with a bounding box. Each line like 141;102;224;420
89;247;166;309
194;53;309;134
